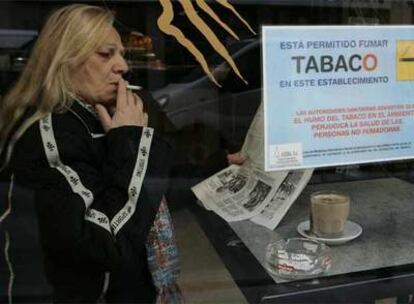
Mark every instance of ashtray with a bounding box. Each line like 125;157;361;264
265;238;331;279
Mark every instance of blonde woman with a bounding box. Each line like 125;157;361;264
0;4;180;303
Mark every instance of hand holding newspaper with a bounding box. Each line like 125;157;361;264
192;102;313;229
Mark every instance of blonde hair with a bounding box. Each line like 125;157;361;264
0;4;114;170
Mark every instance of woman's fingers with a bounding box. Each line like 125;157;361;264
116;79;128;110
132;94;147;126
95;104;112;132
227;152;246;165
98;82;148;132
143;112;148;127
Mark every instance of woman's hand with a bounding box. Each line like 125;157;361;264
227;152;246;165
95;79;148;132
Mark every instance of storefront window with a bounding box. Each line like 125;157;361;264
1;1;414;303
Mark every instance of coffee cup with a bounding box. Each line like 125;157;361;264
310;191;350;238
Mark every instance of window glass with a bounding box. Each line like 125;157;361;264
1;1;414;303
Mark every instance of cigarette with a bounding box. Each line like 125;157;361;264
126;84;142;91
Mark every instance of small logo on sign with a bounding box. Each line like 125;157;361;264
397;40;414;81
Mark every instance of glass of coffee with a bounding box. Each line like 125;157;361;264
310;191;350;238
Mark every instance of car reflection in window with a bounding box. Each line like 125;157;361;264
0;35;37;96
153;39;262;175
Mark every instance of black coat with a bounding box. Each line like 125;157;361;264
8;95;173;303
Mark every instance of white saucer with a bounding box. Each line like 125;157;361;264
297;220;362;245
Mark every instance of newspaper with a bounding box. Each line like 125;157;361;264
240;99;265;170
191;102;314;229
192;164;288;222
250;169;313;229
